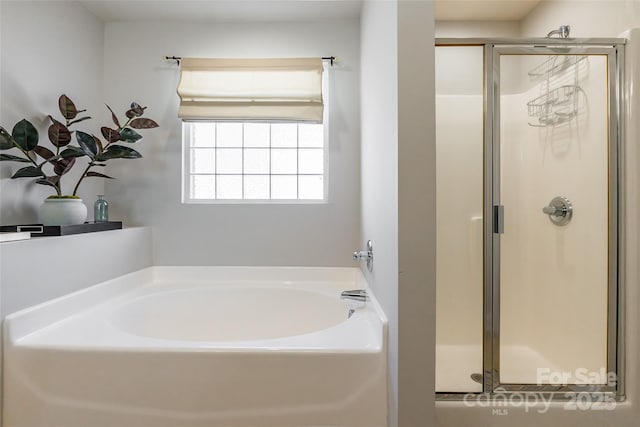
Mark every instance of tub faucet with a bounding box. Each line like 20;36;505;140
341;289;368;302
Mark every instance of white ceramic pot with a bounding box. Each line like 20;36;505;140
39;198;88;226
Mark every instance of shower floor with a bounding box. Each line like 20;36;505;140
436;344;559;393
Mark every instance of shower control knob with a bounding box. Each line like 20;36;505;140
543;205;564;215
542;196;573;226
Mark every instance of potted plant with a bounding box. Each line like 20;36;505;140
0;95;158;225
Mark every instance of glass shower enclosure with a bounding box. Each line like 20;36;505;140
435;38;624;399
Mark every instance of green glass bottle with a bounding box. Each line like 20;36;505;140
94;195;109;222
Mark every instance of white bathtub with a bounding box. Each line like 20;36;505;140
3;267;388;427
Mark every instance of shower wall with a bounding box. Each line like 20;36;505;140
435;46;484;392
435;47;483;348
499;55;609;379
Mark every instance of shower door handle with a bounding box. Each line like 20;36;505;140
493;205;504;234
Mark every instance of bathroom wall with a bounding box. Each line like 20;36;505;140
0;0;105;224
436;20;520;38
396;1;436;425
361;0;436;425
360;1;399;423
101;20;360;267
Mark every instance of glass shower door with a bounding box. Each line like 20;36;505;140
495;48;619;390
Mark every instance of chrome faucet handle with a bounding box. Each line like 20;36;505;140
353;250;372;260
542;196;573;226
352;240;374;272
542;205;564;216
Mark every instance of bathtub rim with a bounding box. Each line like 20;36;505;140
3;266;388;354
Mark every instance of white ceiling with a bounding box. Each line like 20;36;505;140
79;0;542;23
80;1;363;23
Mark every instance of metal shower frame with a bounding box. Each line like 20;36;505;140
435;37;626;401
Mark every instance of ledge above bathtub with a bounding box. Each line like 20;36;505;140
0;221;123;237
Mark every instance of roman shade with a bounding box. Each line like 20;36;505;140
177;57;324;122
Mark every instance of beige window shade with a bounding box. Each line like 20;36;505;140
177;57;324;122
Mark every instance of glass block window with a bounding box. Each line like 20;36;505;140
183;121;326;202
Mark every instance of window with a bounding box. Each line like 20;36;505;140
179;57;329;203
182;120;326;202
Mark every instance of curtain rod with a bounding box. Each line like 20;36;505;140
163;56;336;66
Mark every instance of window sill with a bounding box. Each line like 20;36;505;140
182;199;328;205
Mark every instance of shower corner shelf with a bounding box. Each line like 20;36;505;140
527;55;587;82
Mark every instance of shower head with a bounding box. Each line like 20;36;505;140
547;25;571;39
